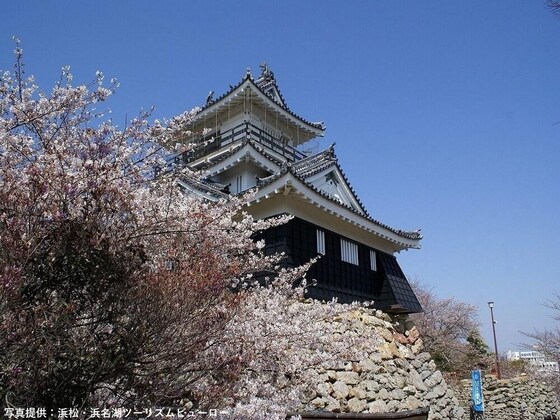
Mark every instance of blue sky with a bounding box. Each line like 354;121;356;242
3;1;560;352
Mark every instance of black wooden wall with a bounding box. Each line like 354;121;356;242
259;217;422;313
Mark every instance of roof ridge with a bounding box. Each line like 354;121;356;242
254;167;422;242
194;66;325;132
178;173;229;199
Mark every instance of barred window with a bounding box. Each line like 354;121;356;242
370;250;377;271
236;175;243;193
316;229;325;255
341;239;359;265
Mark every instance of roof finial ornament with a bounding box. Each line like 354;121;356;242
244;67;253;81
206;91;214;104
259;61;274;81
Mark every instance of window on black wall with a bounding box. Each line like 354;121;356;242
340;238;359;265
370;250;377;271
316;229;325;255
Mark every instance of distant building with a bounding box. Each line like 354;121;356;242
506;350;559;373
173;64;422;313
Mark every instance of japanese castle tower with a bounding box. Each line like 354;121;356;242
177;64;423;314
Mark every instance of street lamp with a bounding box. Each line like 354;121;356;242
488;301;501;379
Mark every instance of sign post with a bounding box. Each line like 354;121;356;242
471;369;484;419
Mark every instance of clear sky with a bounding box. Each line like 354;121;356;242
3;1;560;352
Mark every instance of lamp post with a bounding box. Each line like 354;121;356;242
488;301;501;379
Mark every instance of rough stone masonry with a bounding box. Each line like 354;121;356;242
296;308;464;420
454;374;559;419
295;307;559;420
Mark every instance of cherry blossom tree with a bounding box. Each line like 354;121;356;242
547;0;560;16
522;292;560;398
219;274;372;418
410;280;490;378
0;40;367;418
0;38;269;409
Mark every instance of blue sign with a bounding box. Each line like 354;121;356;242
471;369;484;412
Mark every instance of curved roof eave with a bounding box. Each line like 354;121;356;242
198;141;283;178
290;145;369;216
176;176;229;201
190;73;325;136
252;171;422;250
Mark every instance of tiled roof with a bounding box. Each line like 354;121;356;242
189;139;285;174
183;65;420;244
184;137;422;243
177;173;229;199
197;67;325;132
189;142;244;171
291;145;338;178
256;146;423;242
377;252;423;313
254;62;288;108
289;145;371;216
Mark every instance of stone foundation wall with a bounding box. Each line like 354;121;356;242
453;374;559;420
294;308;559;420
298;308;466;420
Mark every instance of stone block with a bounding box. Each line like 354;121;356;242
347;397;367;413
358;358;377;372
349;385;367;400
336;371;360;385
377;387;390;400
368;399;388;413
310;397;328;409
316;382;332;397
390;388;406;400
332;380;350;399
407;369;428;392
416;352;432;363
325;395;341;412
404;396;422;410
362;379;379;392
